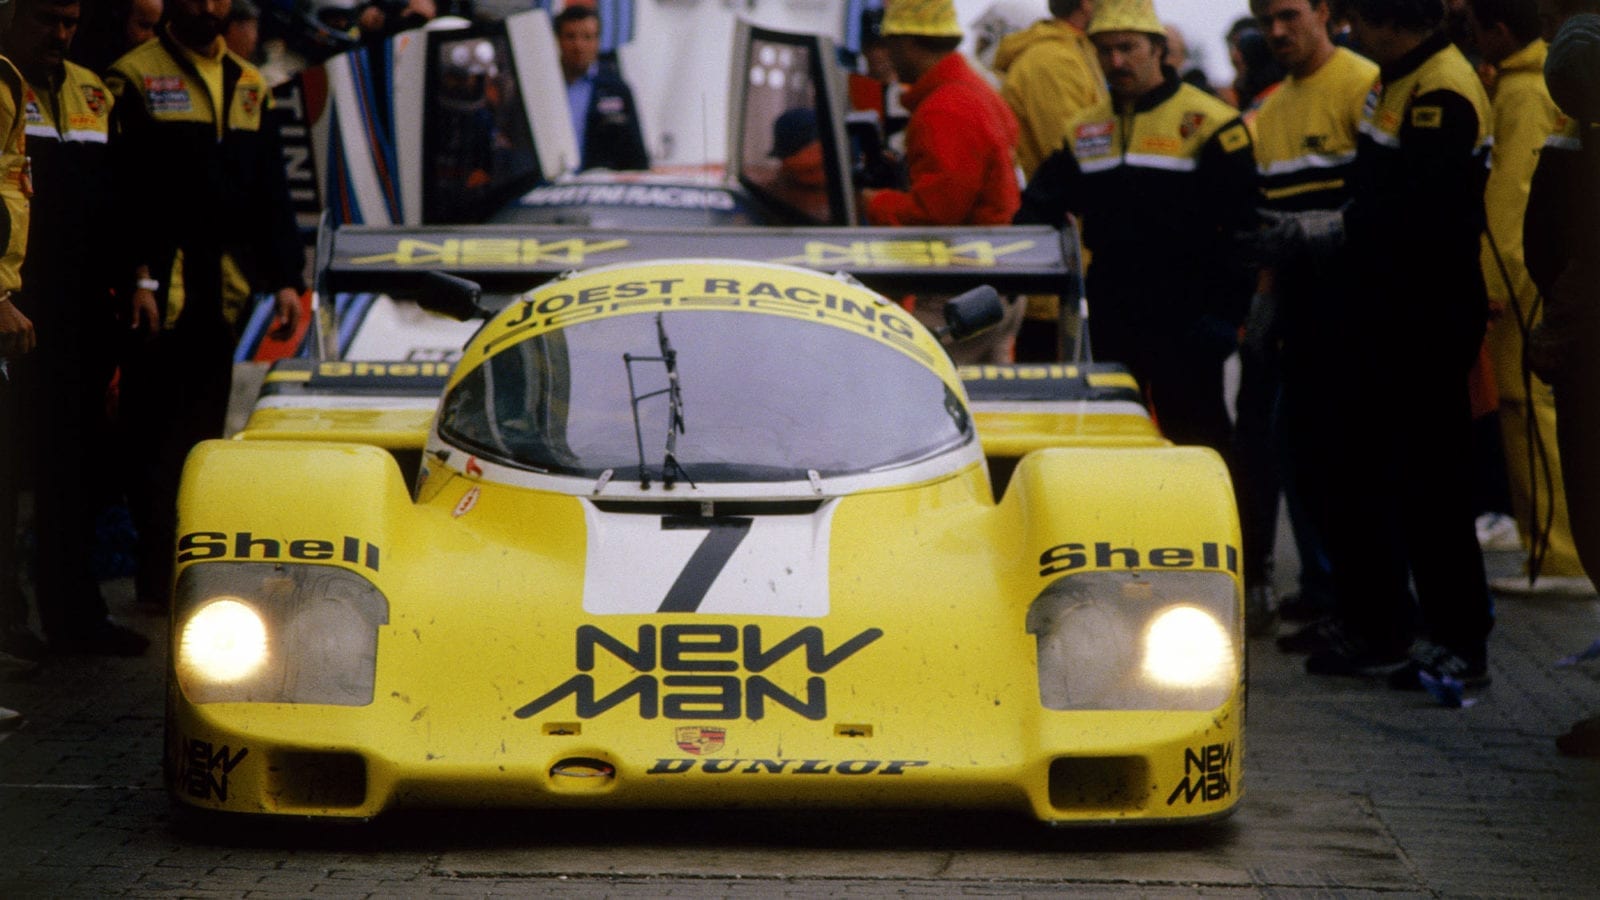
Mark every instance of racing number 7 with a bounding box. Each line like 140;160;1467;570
657;516;753;612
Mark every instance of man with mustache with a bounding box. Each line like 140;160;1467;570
1014;0;1259;601
104;0;304;612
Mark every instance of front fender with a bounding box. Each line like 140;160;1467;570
998;446;1241;583
176;440;418;575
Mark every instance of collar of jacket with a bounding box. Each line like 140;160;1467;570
901;52;973;111
17;58;64;93
1378;28;1451;83
157;24;235;82
1119;66;1182;115
1497;38;1547;78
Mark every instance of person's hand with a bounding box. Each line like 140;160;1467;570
129;286;160;338
1247;208;1345;269
270;287;302;341
0;292;35;356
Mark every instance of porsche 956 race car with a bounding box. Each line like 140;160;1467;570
170;224;1243;826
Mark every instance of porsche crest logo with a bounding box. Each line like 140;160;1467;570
80;85;108;116
1179;111;1206;139
676;726;726;755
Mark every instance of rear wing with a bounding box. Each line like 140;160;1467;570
320;222;1079;298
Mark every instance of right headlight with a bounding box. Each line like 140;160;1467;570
1026;570;1239;711
174;562;390;706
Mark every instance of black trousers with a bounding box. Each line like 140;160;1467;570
1286;355;1493;656
0;294;119;639
120;313;236;608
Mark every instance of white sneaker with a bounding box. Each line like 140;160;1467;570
1475;513;1523;552
1489;574;1598;597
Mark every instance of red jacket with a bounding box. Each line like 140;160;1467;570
865;53;1020;225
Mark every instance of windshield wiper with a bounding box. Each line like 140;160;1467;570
623;313;695;489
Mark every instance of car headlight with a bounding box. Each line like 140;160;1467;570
175;562;390;706
1026;570;1239;711
180;598;269;683
1142;604;1233;689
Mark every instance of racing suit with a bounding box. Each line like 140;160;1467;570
105;28;306;607
992;18;1107;180
863;51;1019;227
1326;31;1494;662
1478;39;1583;581
991;17;1107;361
1247;46;1377;617
4;60;122;643
1015;70;1257;455
1524;13;1600;594
0;57;31;638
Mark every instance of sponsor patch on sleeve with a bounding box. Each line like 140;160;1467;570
1410;105;1443;128
1217;123;1250;153
1074;120;1115;158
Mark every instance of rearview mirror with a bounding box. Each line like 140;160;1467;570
937;285;1004;342
417;271;488;321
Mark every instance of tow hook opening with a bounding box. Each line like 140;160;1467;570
549;756;617;792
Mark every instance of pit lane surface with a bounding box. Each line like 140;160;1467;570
2;367;1599;896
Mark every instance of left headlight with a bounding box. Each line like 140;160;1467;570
1026;570;1239;711
174;562;390;706
180;598;269;683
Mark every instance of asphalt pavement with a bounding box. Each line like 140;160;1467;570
2;538;1599;897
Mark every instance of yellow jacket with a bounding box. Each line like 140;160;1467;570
0;58;28;293
1480;40;1562;316
993;19;1107;179
1251;47;1376;212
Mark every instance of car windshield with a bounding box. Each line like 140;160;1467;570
437;309;971;483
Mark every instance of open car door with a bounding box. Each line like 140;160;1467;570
267;10;574;229
727;19;858;226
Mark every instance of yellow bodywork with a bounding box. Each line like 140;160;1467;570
173;261;1241;826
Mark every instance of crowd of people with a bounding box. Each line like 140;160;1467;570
0;0;1597;752
0;0;307;730
851;0;1600;734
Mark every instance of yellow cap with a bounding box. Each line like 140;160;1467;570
1087;0;1164;37
881;0;964;38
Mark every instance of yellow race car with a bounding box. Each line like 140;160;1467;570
168;225;1242;826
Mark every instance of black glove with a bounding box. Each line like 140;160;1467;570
1246;208;1346;270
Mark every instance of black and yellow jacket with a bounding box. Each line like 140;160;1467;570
1251;47;1376;213
0;58;28;294
18;60;115;317
1015;70;1258;359
1345;30;1491;368
104;28;303;326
